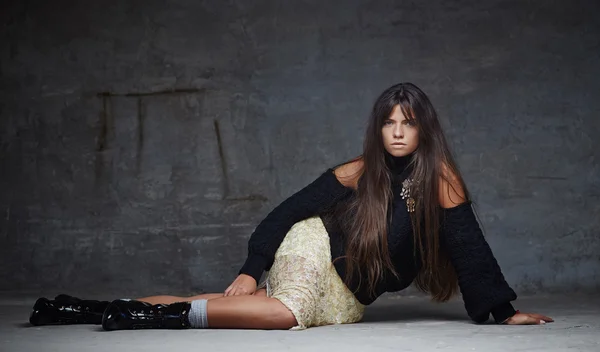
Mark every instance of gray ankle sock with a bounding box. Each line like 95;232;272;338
189;299;209;328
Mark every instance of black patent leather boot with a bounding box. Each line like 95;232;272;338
102;299;192;331
29;294;110;326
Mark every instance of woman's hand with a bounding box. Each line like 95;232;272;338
224;274;257;296
504;312;554;325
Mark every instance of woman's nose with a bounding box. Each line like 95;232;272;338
394;125;403;138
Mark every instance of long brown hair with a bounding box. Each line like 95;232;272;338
338;82;468;301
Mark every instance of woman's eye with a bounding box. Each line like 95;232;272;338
384;120;393;126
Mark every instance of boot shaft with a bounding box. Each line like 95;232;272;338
102;299;191;330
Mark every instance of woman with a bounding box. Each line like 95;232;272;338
29;82;552;330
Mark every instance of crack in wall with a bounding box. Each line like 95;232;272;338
136;97;144;173
213;119;229;200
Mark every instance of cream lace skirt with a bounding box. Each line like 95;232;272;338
263;216;365;330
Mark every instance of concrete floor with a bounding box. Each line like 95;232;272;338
1;294;599;352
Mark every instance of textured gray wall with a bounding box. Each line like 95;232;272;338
1;0;599;297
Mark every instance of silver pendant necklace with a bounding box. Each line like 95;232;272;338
400;178;416;212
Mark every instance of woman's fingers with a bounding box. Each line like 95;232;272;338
514;315;539;325
224;283;236;296
529;316;545;325
234;287;248;296
507;312;552;325
225;285;249;296
224;275;257;297
225;280;240;296
520;312;554;324
530;313;554;322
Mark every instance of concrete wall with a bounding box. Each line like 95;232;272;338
1;0;599;297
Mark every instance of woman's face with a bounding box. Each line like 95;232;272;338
381;104;419;157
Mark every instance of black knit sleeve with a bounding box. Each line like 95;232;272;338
439;202;518;323
238;168;352;283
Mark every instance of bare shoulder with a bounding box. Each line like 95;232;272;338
438;162;467;208
333;158;364;190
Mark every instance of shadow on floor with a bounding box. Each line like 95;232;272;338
362;299;471;323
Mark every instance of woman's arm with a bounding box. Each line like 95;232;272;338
437;170;518;323
238;162;360;284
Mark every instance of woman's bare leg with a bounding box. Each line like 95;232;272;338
206;295;296;329
136;293;221;305
135;289;295;329
136;288;267;305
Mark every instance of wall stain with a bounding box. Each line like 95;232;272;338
97;88;203;98
94;95;110;182
136;97;145;173
559;229;579;238
96;89;203;175
6;1;29;60
213;119;229;200
526;176;568;180
226;195;268;202
213;119;268;202
94;88;265;201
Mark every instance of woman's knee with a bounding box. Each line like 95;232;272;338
268;299;298;329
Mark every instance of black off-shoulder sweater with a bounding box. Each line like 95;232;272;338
239;155;517;324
